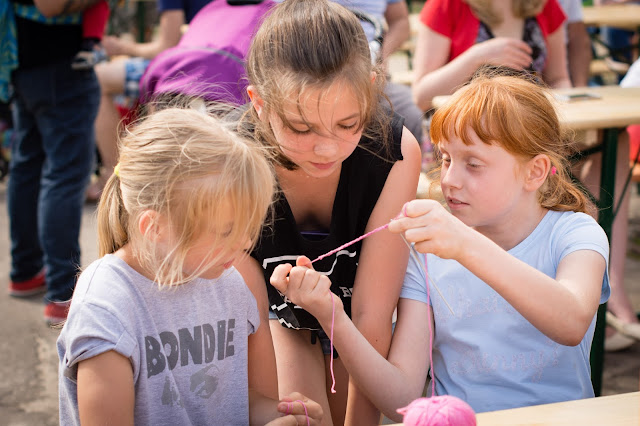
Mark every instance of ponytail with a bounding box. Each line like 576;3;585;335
97;172;130;257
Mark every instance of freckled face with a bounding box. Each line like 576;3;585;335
268;83;364;178
438;129;527;229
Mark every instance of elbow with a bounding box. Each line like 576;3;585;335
553;319;592;347
556;333;583;347
411;85;431;112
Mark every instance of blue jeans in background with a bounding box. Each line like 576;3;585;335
8;60;99;303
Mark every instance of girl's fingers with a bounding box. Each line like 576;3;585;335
277;396;323;424
270;263;293;292
296;256;312;268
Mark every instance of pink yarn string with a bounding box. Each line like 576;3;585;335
310;222;390;264
285;400;310;426
295;399;310;426
329;292;336;394
308;222;390;395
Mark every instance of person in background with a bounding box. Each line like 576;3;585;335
558;0;592;86
411;0;572;112
602;57;640;349
340;0;425;146
7;0;100;324
71;0;110;70
559;0;638;351
86;0;212;202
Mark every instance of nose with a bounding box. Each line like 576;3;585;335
440;161;462;189
313;133;339;158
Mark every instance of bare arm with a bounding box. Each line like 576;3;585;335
77;350;135;425
270;262;431;423
411;25;533;111
34;0;101;17
102;10;185;59
391;200;606;346
543;25;573;88
380;1;411;62
566;21;593;87
345;128;421;425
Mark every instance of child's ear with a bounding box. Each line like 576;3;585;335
138;210;166;242
524;154;550;192
247;85;265;119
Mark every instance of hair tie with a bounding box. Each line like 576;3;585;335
550;166;557;176
113;163;120;177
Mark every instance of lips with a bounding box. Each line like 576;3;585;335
223;260;234;269
446;197;467;209
310;161;335;170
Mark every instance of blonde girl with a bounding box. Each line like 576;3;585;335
271;71;610;419
57;108;322;425
234;0;422;424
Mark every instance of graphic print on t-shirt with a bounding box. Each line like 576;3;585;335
145;320;236;406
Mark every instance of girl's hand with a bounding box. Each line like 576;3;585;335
388;199;470;260
268;393;323;425
270;256;343;325
468;37;533;70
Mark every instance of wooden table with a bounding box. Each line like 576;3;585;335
583;5;640;31
475;391;639;425
387;392;639;425
432;86;640;396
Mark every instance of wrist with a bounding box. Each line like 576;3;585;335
317;298;346;332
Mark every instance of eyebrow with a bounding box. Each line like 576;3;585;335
287;113;360;126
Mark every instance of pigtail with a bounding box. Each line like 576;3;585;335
97;171;130;257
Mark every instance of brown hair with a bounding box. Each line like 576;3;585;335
430;68;593;215
97;107;276;287
243;0;392;169
464;0;546;27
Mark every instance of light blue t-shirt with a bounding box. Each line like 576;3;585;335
400;210;610;413
58;254;260;425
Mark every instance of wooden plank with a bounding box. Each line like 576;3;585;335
583;5;640;30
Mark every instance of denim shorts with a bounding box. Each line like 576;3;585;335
269;310;339;358
124;57;150;98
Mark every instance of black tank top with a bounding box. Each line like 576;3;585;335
252;113;405;330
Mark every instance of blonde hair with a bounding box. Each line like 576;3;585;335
244;0;392;169
464;0;546;27
430;68;593;215
97;107;276;287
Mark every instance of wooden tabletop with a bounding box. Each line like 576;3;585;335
432;86;640;131
387;392;639;426
582;4;640;30
474;391;639;426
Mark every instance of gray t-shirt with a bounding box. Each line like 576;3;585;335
58;254;259;425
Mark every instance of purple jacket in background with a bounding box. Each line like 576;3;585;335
139;0;275;106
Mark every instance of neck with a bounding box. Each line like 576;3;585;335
475;203;548;251
114;245;157;281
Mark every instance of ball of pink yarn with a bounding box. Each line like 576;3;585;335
397;396;476;426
